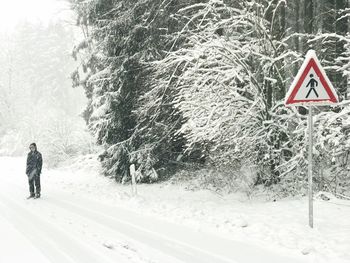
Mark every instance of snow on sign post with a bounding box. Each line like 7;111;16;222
285;50;339;228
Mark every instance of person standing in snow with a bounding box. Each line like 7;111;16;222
26;143;43;199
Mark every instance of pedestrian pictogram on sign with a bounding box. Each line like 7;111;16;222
306;74;318;98
284;50;338;106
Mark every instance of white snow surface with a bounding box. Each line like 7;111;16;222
0;156;349;263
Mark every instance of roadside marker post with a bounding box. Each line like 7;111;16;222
130;164;138;196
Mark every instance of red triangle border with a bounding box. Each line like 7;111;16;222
286;58;338;105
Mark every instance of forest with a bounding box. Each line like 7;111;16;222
69;0;350;196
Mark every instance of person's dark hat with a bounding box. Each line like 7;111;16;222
29;143;37;149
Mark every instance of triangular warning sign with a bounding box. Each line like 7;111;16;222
285;50;338;106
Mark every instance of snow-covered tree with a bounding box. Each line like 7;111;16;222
151;0;350;195
71;0;350;196
71;0;200;182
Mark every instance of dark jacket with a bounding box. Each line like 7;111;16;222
26;151;43;176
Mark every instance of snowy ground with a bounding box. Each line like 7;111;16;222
0;156;349;263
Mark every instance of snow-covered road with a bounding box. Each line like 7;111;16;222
0;157;309;263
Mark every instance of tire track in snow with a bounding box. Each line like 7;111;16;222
46;191;305;263
48;195;237;263
0;192;127;263
0;179;182;263
1;179;238;263
0;208;51;263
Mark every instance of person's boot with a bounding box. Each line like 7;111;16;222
27;193;35;199
34;192;41;199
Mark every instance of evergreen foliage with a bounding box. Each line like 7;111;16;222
71;0;350;196
71;0;196;182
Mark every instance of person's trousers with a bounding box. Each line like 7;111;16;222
29;174;41;195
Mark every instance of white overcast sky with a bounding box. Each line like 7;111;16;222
0;0;73;32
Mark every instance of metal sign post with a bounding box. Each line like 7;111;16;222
308;106;313;228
